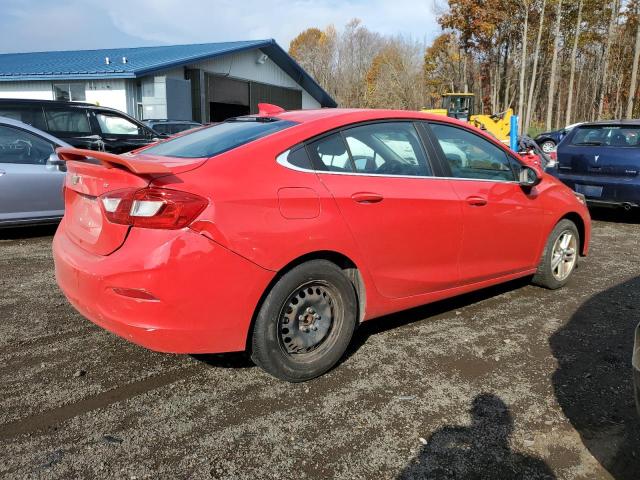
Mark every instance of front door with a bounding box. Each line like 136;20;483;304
308;122;463;299
0;125;65;223
93;110;154;153
427;122;545;285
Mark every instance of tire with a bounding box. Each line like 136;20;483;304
532;219;580;290
251;260;358;382
540;140;556;153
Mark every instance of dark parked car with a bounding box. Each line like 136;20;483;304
143;119;201;135
0;116;70;226
534;122;582;153
0;99;165;154
549;120;640;209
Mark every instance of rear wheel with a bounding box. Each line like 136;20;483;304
532;219;580;289
540;140;556;153
251;260;357;382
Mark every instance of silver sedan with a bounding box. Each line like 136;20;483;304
0;116;70;227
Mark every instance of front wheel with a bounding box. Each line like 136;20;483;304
532;219;580;289
540;140;556;153
251;260;358;382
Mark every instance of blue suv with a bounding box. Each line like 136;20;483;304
549;121;640;210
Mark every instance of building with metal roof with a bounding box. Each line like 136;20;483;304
0;40;336;122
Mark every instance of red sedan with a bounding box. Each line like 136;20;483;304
53;106;591;382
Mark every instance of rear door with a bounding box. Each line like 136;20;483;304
427;122;545;284
93;110;155;153
309;121;462;299
0;124;64;223
43;106;103;150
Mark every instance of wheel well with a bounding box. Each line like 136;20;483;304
560;212;586;255
245;251;366;352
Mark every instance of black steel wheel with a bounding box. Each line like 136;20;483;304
251;260;358;382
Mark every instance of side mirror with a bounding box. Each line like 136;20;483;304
519;166;541;188
46;152;67;172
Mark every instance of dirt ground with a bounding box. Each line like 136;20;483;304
1;209;639;479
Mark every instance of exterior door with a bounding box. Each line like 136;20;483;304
43;107;103;150
93;110;154;153
308;122;463;299
0;125;65;223
427;122;545;284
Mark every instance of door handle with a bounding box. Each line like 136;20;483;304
0;169;6;176
351;192;384;204
466;195;488;206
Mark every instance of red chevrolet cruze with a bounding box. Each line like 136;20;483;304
53;106;591;382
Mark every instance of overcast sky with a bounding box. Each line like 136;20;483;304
1;0;442;54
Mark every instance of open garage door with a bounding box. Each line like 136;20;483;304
207;76;250;122
249;82;302;113
186;72;304;122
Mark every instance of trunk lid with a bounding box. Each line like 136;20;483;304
58;148;206;255
560;145;640;177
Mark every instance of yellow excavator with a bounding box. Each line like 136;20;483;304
423;93;513;143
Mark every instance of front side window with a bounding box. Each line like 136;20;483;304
343;122;430;176
96;113;143;136
571;125;640;147
430;123;515;181
143;118;297;158
0;125;55;165
53;83;86;102
44;108;91;134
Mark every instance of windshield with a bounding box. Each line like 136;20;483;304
571;125;640;147
143;118;298;158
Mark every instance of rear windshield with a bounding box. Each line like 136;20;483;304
571;125;640;147
142;118;297;158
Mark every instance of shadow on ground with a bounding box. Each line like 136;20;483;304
0;223;58;240
589;207;640;225
346;277;531;361
550;276;640;479
399;393;555;479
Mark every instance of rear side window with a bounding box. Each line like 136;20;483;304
571;125;640;147
44;108;91;134
143;119;297;158
278;145;313;170
0;105;46;130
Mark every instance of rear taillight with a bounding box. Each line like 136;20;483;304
99;187;208;229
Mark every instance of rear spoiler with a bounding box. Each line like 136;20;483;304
56;147;171;175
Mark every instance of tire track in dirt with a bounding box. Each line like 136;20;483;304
0;365;202;440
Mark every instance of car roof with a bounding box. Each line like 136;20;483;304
576;119;640;127
0;98;142;118
0;115;71;146
0;98;93;107
145;119;200;124
269;108;462;125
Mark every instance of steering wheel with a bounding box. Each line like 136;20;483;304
10;139;31;156
375;159;412;175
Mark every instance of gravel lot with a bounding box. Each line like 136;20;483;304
1;209;639;479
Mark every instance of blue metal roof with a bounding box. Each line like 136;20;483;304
0;39;337;107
